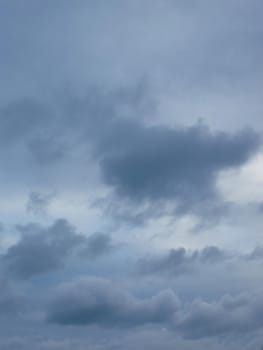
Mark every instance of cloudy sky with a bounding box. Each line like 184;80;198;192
1;1;263;349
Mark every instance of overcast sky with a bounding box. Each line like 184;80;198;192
1;1;263;349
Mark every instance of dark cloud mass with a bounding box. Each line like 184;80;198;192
3;219;83;279
47;278;179;327
0;90;260;218
47;278;263;341
96;121;260;213
2;220;114;279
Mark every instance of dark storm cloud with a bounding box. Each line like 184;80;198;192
2;219;115;279
138;246;226;276
47;277;179;327
95;120;260;214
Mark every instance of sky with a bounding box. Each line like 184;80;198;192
1;1;263;349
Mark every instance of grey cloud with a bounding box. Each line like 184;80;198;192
199;246;226;263
244;245;263;261
0;85;150;164
0;332;262;350
3;219;83;279
0;0;263;348
0;99;47;145
177;291;263;339
47;277;179;328
47;277;263;341
0;280;23;315
27;136;68;164
138;246;227;276
0;87;260;220
94;120;260;215
80;232;115;259
0;337;100;350
2;219;116;279
139;248;196;276
0;98;69;175
27;191;55;216
258;202;263;212
139;244;263;277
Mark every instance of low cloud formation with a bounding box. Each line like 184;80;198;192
0;90;260;221
2;220;114;279
47;278;263;341
47;277;179;327
138;246;227;276
95;120;260;215
46;276;263;342
177;291;263;339
3;219;83;279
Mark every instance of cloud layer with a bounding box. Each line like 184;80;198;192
47;278;179;327
1;1;263;349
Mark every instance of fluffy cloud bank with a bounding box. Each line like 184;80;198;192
46;277;263;341
47;277;179;327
